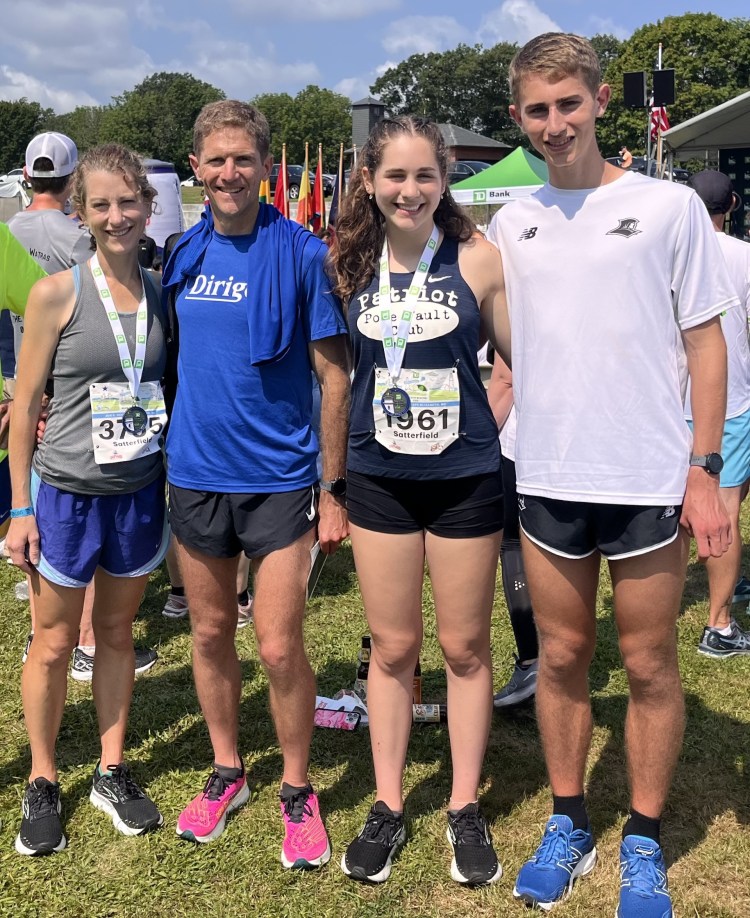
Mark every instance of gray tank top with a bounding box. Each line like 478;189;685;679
33;259;167;495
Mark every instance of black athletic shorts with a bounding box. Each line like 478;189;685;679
169;483;317;559
347;469;503;538
518;494;682;560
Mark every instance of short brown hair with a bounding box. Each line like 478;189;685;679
509;32;601;106
193;100;270;160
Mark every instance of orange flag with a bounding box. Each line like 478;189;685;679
311;143;326;234
296;143;313;228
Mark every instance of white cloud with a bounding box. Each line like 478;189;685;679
0;65;98;112
382;16;471;56
478;0;561;46
586;16;631;41
334;76;372;101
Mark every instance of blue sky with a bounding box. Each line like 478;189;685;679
0;1;744;113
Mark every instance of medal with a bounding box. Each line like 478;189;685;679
381;386;411;418
122;404;149;435
91;254;149;438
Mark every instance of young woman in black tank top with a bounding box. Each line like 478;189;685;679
329;116;509;886
7;145;167;855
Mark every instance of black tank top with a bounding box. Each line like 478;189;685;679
347;236;500;480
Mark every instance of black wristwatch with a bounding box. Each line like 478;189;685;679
320;477;347;497
690;453;724;475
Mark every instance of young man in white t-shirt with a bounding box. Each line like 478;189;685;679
684;170;750;659
487;33;737;918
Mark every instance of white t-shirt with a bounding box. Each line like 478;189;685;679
489;171;739;505
685;231;750;421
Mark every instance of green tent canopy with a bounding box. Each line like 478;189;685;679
451;147;548;204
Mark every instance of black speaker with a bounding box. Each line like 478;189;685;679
623;71;647;108
652;69;675;106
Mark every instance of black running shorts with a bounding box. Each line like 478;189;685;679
169;483;317;559
346;469;503;538
518;494;682;560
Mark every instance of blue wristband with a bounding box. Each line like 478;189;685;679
10;506;33;518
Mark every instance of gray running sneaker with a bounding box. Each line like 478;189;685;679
493;657;538;708
70;646;95;682
698;620;750;659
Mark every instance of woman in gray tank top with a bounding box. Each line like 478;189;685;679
6;144;168;856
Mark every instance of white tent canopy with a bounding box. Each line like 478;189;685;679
0;179;30;222
663;90;750;156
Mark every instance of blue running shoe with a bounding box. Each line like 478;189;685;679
617;835;672;918
732;575;750;605
513;815;597;910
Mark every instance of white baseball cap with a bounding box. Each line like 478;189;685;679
25;132;78;178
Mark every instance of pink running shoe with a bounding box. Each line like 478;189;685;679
280;783;331;869
176;768;249;843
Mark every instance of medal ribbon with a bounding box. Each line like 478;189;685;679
91;254;148;401
379;223;440;384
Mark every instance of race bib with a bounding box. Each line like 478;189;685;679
373;366;460;455
90;381;167;465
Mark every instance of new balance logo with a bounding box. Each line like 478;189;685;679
517;227;538;241
659;506;676;520
606;218;642;238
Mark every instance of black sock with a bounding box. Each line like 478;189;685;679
170;585;185;597
213;761;243;782
552;794;588;830
237;589;249;606
623;809;661;846
280;781;311;799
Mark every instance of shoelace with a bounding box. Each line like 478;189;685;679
535;825;573;865
282;789;313;824
108;764;145;800
29;782;59;820
360;808;402;845
202;771;233;802
623;849;663;897
450;810;488;846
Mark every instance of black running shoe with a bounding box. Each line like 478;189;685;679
446;803;502;885
341;801;406;883
15;778;67;856
134;646;158;676
89;763;163;836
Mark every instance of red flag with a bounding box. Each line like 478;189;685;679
650;106;670;141
296;143;314;228
273;144;289;218
311;144;326;234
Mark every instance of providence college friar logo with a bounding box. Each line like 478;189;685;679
606;218;642;238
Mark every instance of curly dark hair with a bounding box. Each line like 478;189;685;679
328;115;475;306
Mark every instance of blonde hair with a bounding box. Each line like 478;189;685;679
509;33;602;105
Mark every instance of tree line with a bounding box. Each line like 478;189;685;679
1;12;748;177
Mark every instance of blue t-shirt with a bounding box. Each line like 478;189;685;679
167;227;346;492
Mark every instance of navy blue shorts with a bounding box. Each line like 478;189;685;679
31;470;169;588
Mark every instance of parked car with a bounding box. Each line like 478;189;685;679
606;155;689;183
179;175;203;187
0;168;29;188
447;160;492;185
270;164;334;199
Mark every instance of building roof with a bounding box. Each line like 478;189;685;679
663;90;750;155
351;97;383;108
438;123;511;149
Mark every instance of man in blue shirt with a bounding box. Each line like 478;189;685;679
163;101;349;866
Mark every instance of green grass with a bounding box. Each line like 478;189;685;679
1;526;749;918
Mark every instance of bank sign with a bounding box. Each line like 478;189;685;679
451;185;543;204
